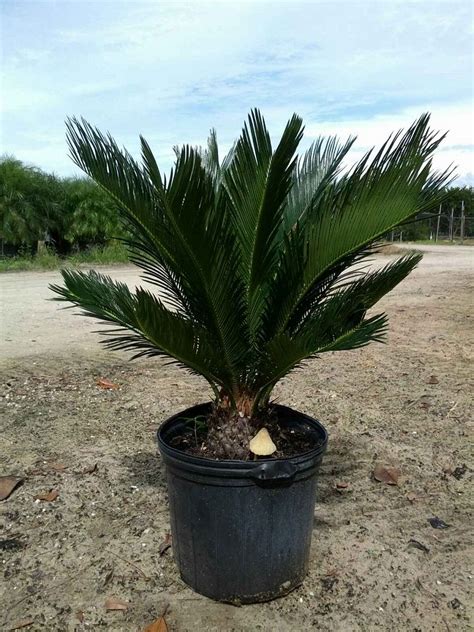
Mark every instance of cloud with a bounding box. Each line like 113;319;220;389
305;101;474;178
1;0;472;183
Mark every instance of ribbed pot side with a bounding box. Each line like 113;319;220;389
157;403;328;604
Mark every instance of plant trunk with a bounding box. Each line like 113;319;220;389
206;390;260;459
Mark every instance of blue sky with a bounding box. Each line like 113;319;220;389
1;0;473;184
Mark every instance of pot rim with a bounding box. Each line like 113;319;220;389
157;401;328;470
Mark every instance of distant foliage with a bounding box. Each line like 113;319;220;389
61;177;124;246
0;156;63;248
0;155;123;253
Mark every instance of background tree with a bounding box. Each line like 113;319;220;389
0;156;63;251
61;177;124;249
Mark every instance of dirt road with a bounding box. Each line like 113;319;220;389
1;244;472;360
1;244;472;631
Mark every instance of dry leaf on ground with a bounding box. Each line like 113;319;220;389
158;533;172;556
96;377;118;390
373;464;400;485
406;491;418;503
0;476;24;501
105;597;129;611
35;489;59;502
9;620;34;630
427;375;439;384
144;616;168;632
335;481;349;489
75;611;84;623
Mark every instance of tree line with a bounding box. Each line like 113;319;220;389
0;155;472;257
0;156;123;255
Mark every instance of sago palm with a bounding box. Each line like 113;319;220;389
51;110;451;458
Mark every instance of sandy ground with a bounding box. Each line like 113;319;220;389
0;244;472;631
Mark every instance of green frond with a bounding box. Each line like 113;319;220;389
265;115;450;340
283;134;356;231
290;252;423;335
223;110;304;337
253;253;423;398
50;269;224;386
54;110;452;413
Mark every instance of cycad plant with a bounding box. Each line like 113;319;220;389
51;110;450;458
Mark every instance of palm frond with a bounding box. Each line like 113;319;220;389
142;143;250;384
283;134;356;231
50;269;225;386
223;110;304;336
264;115;451;341
54;111;452;415
67;121;250;397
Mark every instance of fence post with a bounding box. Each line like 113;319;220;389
435;204;441;242
449;208;454;242
460;200;465;244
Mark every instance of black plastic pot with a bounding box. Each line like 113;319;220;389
157;402;328;604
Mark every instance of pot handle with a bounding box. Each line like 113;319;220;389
249;461;298;483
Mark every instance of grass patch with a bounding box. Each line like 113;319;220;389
67;241;130;266
0;242;130;272
0;249;61;271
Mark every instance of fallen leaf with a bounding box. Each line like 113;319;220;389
105;597;128;612
419;401;431;410
144;615;168;632
373;464;400;485
97;377;118;390
0;476;24;501
428;516;450;529
406;491;418;503
9;620;34;630
427;375;439;384
335;482;349;489
158;533;172;556
408;539;429;553
82;463;98;475
75;611;84;623
35;489;59;502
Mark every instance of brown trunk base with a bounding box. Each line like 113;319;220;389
206;408;257;459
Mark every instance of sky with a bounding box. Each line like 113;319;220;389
1;0;473;185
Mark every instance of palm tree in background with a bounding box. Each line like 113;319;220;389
0;156;62;251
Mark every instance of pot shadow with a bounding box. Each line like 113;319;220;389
316;433;370;506
120;451;168;491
